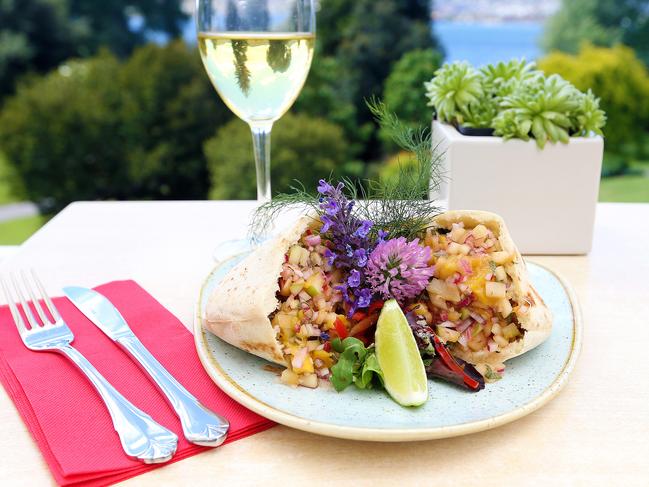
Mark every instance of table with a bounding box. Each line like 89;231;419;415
1;202;648;486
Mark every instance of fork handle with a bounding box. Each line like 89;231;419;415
118;335;229;446
59;344;178;463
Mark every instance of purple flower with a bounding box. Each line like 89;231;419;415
323;199;340;216
347;269;361;288
320;215;333;233
317;179;334;194
345;244;354;258
366;237;434;304
324;248;337;266
316;179;376;314
353;248;367;267
377;229;389;242
354;220;373;238
357;288;373;308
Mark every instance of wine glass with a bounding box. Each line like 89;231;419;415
196;0;316;203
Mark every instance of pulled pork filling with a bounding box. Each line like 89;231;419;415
415;222;525;367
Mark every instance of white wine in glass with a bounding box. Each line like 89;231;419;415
196;0;316;202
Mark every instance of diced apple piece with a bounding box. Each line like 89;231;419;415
495;265;507;282
448;242;471;255
289;280;304;295
293;354;314;374
486;281;507;299
310;252;322;266
502;323;521;340
276;313;298;331
491;251;512;265
280;369;299;386
298;373;318;388
450;225;467;243
324;312;337;328
298;247;310;267
492;322;502;335
288;245;302;265
448;309;461;321
468;332;487;351
304;273;324;297
436;325;461;342
313;349;333;367
472;224;489;240
279;279;292;297
498;298;513;318
427;278;461;303
431;295;448;310
483;321;493;336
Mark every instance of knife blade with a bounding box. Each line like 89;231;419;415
64;286;229;447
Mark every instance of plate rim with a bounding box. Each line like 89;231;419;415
193;259;582;442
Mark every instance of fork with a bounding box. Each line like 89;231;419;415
0;271;178;464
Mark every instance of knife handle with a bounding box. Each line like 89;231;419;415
117;335;229;446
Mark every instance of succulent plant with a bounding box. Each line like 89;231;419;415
425;57;607;148
461;97;499;129
424;61;483;124
570;89;606;137
493;75;581;148
480;59;539;98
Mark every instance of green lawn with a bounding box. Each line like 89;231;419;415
0;152;647;247
0;215;47;245
599;175;649;202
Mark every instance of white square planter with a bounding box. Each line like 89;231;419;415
431;121;604;254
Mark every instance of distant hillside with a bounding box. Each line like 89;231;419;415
434;0;559;22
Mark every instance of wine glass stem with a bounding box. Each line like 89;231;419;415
250;122;273;203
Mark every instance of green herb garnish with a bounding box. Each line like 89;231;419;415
330;337;384;392
484;365;503;381
250;99;444;241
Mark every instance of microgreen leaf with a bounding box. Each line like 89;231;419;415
330;338;384;392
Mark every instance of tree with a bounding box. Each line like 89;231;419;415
67;0;188;57
383;48;443;128
0;42;231;210
316;0;439;159
0;52;126;208
0;0;81;96
543;0;649;64
118;41;230;199
0;0;188;98
293;55;365;155
539;44;649;173
205;113;353;199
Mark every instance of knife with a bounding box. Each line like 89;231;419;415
63;286;229;447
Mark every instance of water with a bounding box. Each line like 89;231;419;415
184;19;545;66
434;20;545;66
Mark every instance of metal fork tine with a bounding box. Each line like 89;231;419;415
9;273;41;329
21;270;53;325
31;269;61;321
0;276;29;335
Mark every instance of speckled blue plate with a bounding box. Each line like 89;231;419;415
194;256;582;442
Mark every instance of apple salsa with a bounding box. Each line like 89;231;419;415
415;221;525;368
271;230;345;388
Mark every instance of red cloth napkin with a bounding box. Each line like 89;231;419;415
0;280;275;486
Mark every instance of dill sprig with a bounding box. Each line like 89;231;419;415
250;98;444;240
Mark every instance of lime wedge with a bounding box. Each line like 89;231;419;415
375;299;428;406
